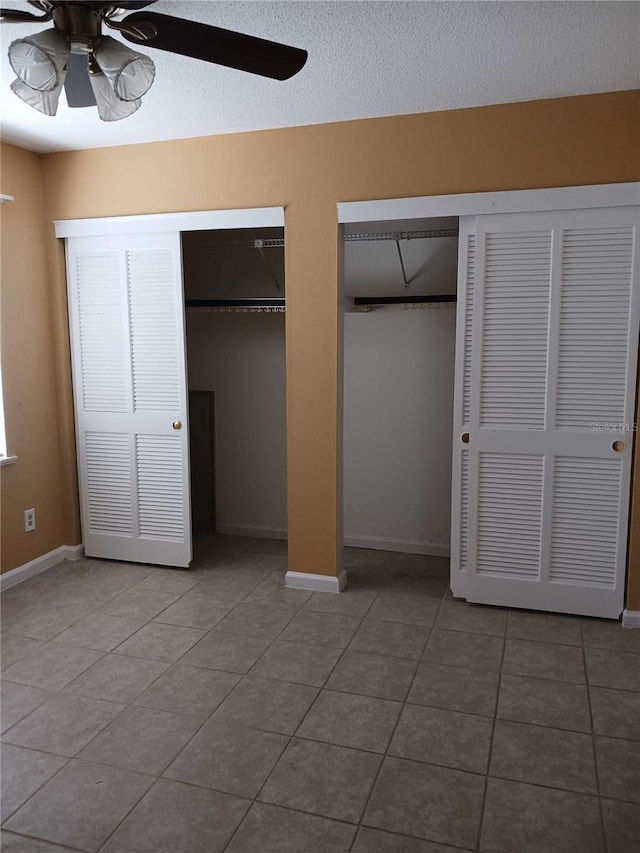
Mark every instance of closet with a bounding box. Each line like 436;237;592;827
342;217;458;557
182;227;287;542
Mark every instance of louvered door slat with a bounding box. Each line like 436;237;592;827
76;252;129;412
480;231;551;430
459;205;639;618
128;249;181;412
66;232;191;568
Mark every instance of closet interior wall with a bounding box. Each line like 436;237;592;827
183;228;288;540
342;217;458;556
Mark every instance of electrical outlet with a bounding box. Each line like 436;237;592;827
24;508;36;533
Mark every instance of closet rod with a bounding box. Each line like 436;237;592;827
353;295;456;306
186;227;459;250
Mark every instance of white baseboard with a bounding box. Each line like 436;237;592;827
216;525;287;541
1;544;84;591
622;609;640;629
343;534;450;558
285;570;348;594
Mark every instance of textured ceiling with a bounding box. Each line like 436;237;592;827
1;1;638;154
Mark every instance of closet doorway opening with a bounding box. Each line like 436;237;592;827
182;226;288;565
341;217;458;585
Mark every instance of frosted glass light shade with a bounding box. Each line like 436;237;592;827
9;29;69;92
89;70;141;121
10;76;64;115
93;36;154;101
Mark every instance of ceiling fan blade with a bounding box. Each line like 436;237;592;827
64;53;97;108
108;1;158;8
0;7;51;21
120;12;308;80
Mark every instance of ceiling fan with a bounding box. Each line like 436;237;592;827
0;1;308;120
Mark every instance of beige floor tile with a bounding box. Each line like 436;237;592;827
181;630;272;674
114;622;205;663
490;719;597;794
152;595;234;629
409;662;499;717
395;554;450;577
1;642;104;690
585;646;640;691
590;686;640;740
78;705;202;775
302;583;378;618
259;737;381;823
595;736;640;804
507;610;582;646
1;744;67;819
132;572;200;596
0;636;43;671
424;629;504;671
2;692;124;756
297;689;402;752
581;619;640;655
66;653;169;703
246;571;313;608
601;798;640;853
367;591;440;627
353;827;471;852
133;663;239;717
280;610;362;649
101;778;249;853
99;587;182;621
0;831;80;852
480;777;604;853
390;704;492;773
0;603;86;642
326;650;417;700
213;675;318;735
226;802;356;853
165;719;288;798
1;681;53;733
4;759;153;852
53;613;145;651
215;602;297;640
502;639;585;684
350;619;430;660
364;756;484;849
250;640;342;687
435;600;507;637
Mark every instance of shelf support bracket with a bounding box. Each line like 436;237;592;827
394;235;410;288
255;240;282;291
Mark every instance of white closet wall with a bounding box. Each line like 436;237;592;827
342;218;458;555
343;309;456;554
187;311;287;537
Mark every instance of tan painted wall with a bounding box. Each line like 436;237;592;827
0;143;66;572
3;90;640;606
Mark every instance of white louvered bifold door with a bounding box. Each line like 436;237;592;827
66;232;191;567
452;206;639;618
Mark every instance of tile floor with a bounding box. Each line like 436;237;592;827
1;535;639;853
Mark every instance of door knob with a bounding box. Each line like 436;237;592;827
461;433;470;444
172;420;182;431
612;440;625;452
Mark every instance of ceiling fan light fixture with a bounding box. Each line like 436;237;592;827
10;75;64;115
88;68;141;121
8;28;69;92
93;35;154;101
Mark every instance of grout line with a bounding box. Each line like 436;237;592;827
344;590;446;853
581;632;609;853
473;623;507;851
